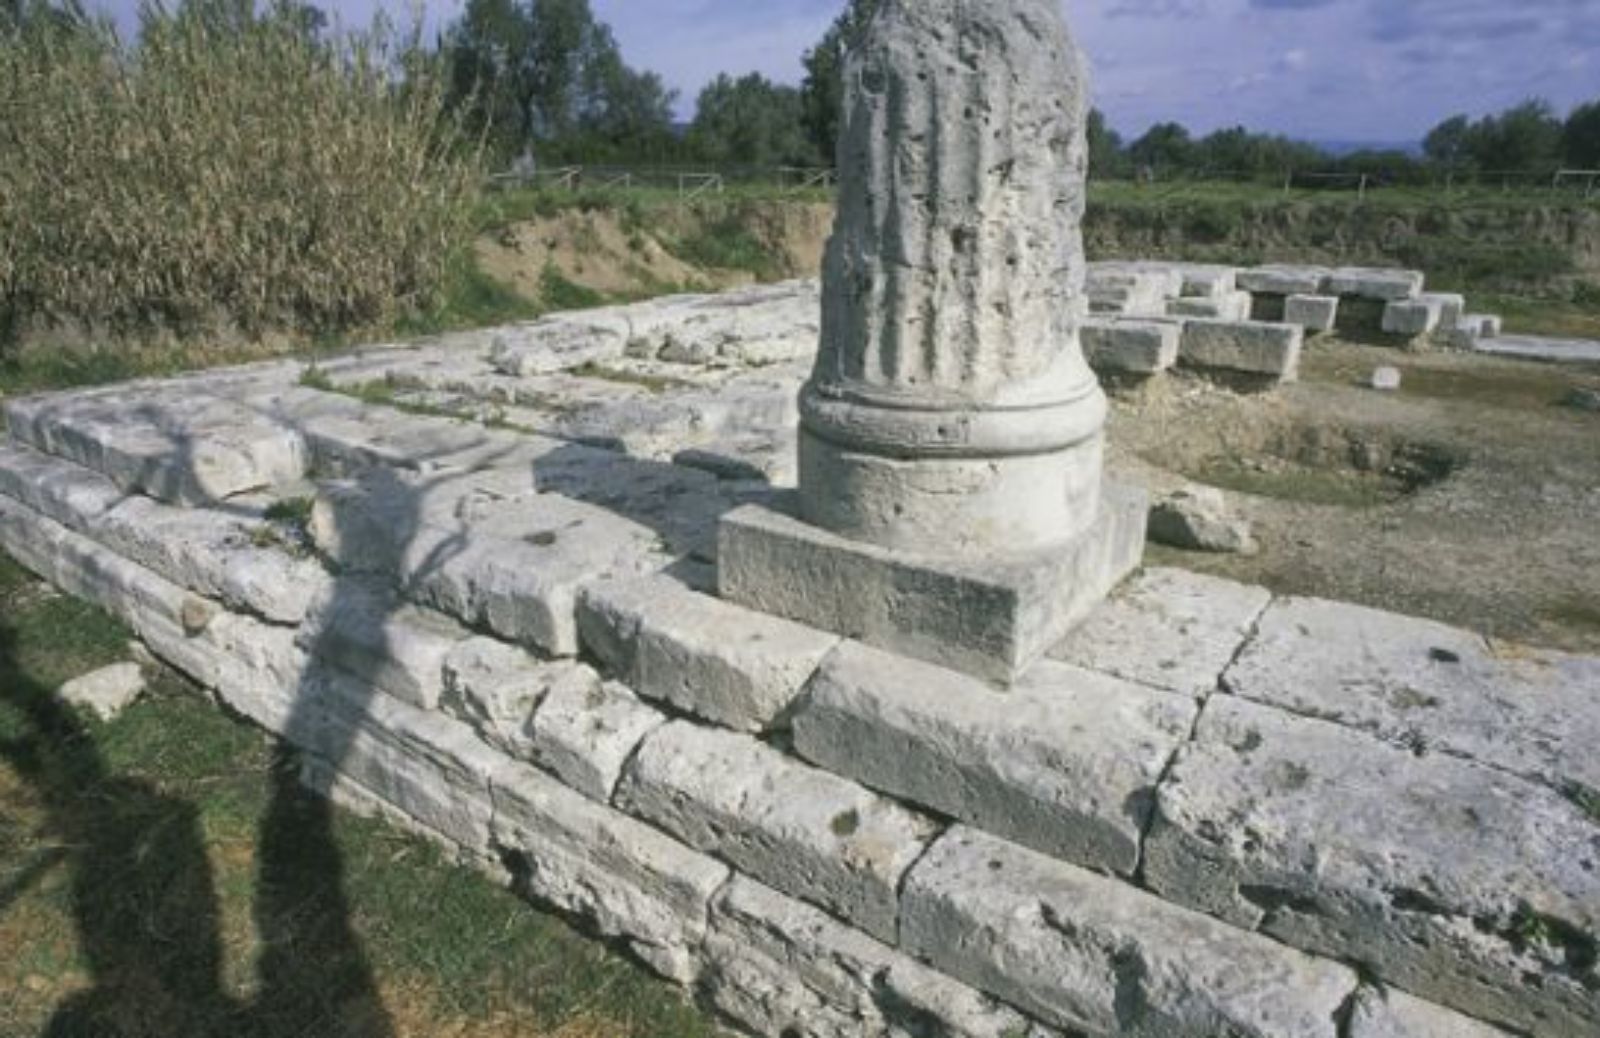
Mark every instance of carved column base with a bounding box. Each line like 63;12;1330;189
717;482;1147;686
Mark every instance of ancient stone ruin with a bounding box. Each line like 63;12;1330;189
0;2;1595;1037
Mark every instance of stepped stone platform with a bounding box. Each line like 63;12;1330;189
1;284;1595;1037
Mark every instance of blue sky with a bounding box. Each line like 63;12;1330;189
96;0;1600;143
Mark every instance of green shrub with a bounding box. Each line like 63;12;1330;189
0;2;483;352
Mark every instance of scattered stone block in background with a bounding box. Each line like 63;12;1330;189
1449;313;1503;349
1381;297;1444;337
1080;317;1181;374
1172;263;1238;299
1236;264;1328;296
1371;366;1402;391
1166;290;1252;321
1323;267;1424;301
1147;485;1257;554
57;662;146;721
1179;319;1303;380
1284;293;1340;332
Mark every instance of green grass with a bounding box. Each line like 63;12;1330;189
1194;457;1405;509
0;553;720;1038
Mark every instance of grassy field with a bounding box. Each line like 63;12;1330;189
0;555;722;1038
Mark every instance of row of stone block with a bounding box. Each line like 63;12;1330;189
1082;316;1302;380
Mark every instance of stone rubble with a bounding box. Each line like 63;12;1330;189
57;662;146;721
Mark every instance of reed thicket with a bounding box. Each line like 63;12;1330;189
0;3;482;352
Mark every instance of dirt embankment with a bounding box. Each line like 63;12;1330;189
476;201;834;305
478;196;1600;307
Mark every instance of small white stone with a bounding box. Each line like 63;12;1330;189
58;662;146;721
1371;366;1403;391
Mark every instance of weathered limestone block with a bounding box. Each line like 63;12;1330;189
1421;292;1466;330
1080;318;1181;374
617;721;937;943
0;443;124;527
1147;484;1257;555
441;637;594;758
1323;268;1425;301
793;641;1196;875
1236;265;1329;296
1086;265;1175;317
1224;596;1600;796
6;387;307;504
298;579;470;710
901;826;1356;1037
701;877;1046;1038
1166;292;1251;321
284;394;517;476
576;576;839;732
0;496;311;733
1173;263;1238;298
648;281;822;367
1348;986;1515;1038
1179;319;1303;379
1143;695;1599;1036
304;674;504;856
488;314;631;376
490;759;731;983
58;663;146;721
310;467;676;657
719;483;1146;685
528;678;666;802
1381;298;1444;336
1284;294;1340;332
1051;568;1272;698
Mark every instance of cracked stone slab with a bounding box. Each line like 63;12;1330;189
1348;986;1515;1038
441;637;595;760
7;386;307;504
1323;268;1425;301
527;677;666;802
1236;265;1330;296
1223;596;1600;798
0;443;328;624
702;876;1047;1038
298;579;471;710
1051;567;1271;698
490;758;730;984
617;720;937;944
1179;319;1303;379
577;575;839;732
793;641;1197;876
902;825;1356;1037
0;495;311;733
1144;694;1599;1036
309;465;681;656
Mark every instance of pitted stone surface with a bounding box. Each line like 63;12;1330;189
902;826;1356;1037
1382;298;1445;336
794;641;1196;875
7;387;307;504
1144;695;1600;1036
0;443;125;527
1284;294;1339;332
1224;596;1600;795
1348;986;1514;1038
702;877;1044;1038
441;637;593;759
1081;319;1181;374
1179;319;1303;379
1051;567;1271;698
528;678;666;802
618;720;937;944
577;576;839;732
298;580;470;710
489;759;730;984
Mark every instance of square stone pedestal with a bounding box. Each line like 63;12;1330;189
717;484;1147;685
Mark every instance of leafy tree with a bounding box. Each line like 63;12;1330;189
798;0;880;165
1127;122;1193;176
1469;99;1563;173
441;0;675;161
1086;107;1126;180
1424;114;1473;167
690;72;811;166
1563;100;1600;169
